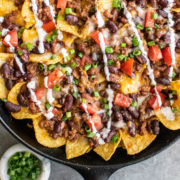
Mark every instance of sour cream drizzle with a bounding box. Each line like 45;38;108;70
121;1;162;107
164;0;176;81
31;0;47;54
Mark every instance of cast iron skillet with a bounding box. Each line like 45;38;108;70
0;101;180;180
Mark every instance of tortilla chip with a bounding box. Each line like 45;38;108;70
22;28;38;46
29;53;64;65
97;0;113;13
94;132;121;161
171;8;180;12
120;130;156;155
32;116;66;148
0;53;13;62
0;0;17;16
66;136;91;159
155;80;180;130
0;76;8;99
7;82;40;119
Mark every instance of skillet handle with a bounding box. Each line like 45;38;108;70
74;167;117;180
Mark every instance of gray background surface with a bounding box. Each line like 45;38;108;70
0;123;180;180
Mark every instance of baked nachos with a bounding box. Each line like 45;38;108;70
0;0;179;161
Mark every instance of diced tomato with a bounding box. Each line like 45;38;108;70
120;58;134;76
81;54;92;66
3;29;18;47
80;104;98;115
151;85;163;93
90;31;108;46
148;92;165;110
148;45;162;61
86;114;103;131
114;93;133;108
47;69;65;88
42;21;55;33
57;0;67;9
145;10;154;28
52;108;60;116
35;88;45;100
161;47;172;66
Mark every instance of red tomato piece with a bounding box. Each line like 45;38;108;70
90;31;108;46
52;108;60;116
81;54;92;66
151;85;163;93
57;0;67;9
120;58;134;76
86;114;103;131
35;88;45;100
114;93;133;108
42;21;56;33
148;45;162;61
47;69;65;88
148;92;165;110
145;10;154;28
161;47;172;66
80;104;98;115
3;29;18;47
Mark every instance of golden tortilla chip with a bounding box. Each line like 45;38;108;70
155;80;180;130
97;0;113;13
171;8;180;12
94;132;121;161
0;0;17;16
22;28;38;46
7;82;40;119
0;53;13;62
33;116;66;148
66;136;91;159
120;130;156;155
0;76;8;99
29;53;64;65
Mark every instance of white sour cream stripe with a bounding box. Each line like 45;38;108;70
14;54;25;75
121;1;162;107
164;0;176;81
31;0;47;54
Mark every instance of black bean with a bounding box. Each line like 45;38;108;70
114;111;123;122
5;79;14;90
108;66;118;74
65;15;78;25
106;53;112;60
110;82;120;90
64;94;73;111
127;121;136;137
151;120;160;135
156;78;170;85
129;93;137;101
99;112;108;123
21;49;29;63
128;106;139;119
86;88;93;95
111;8;119;22
121;110;132;122
105;130;116;143
136;0;146;7
162;34;170;44
14;71;22;78
99;90;106;97
135;54;146;64
5;101;21;112
1;63;11;79
17;94;27;107
158;0;168;8
44;42;51;50
23;73;33;81
54;121;62;133
157;9;168;18
105;20;118;33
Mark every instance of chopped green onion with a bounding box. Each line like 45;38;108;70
45;103;51;110
18;50;23;56
172;90;177;95
90;75;95;80
2;98;7;102
146;27;152;31
172;107;178;113
133;49;141;56
38;63;44;71
152;13;158;19
132;36;139;47
66;111;72;118
66;71;70;76
61;67;67;74
69;48;75;55
100;98;107;104
148;41;155;46
62;115;68;121
78;52;84;58
111;135;118;143
120;43;126;47
84;64;91;71
155;23;160;29
71;62;76;68
92;62;98;68
74;79;78;85
131;100;137;107
136;24;144;30
87;132;95;138
112;0;121;10
48;64;56;71
66;56;70;61
82;98;86;103
108;59;114;66
159;44;164;49
51;54;56;60
85;126;91;133
20;42;25;47
65;8;73;14
53;29;58;35
104;104;109;110
172;72;176;79
118;54;126;61
46;36;52;43
53;84;60;91
105;47;113;53
72;92;78;99
129;53;134;58
27;43;33;51
93;91;100;97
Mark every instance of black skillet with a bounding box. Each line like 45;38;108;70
0;101;180;180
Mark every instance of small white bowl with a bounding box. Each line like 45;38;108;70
0;144;51;180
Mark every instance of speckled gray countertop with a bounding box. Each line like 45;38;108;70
0;123;180;180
